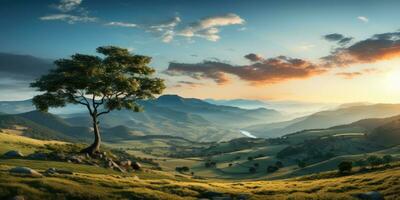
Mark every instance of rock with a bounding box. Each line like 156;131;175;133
108;160;126;173
44;168;58;175
56;169;73;174
356;191;384;200
27;152;47;160
45;168;73;175
119;160;132;169
131;161;141;170
68;155;83;164
3;150;24;158
9;167;42;177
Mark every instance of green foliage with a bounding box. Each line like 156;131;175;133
367;155;384;168
248;166;256;173
175;166;190;172
383;155;393;163
337;161;352;174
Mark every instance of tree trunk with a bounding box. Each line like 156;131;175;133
80;115;101;155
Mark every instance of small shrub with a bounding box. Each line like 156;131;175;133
249;167;257;173
383;155;393;163
267;165;279;173
175;166;190;172
338;161;352;174
367;155;383;168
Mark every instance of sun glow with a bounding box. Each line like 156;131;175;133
385;69;400;92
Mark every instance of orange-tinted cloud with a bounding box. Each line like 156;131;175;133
335;68;379;79
172;81;204;88
335;72;362;79
166;56;326;85
323;31;400;67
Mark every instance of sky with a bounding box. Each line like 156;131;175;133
1;0;400;103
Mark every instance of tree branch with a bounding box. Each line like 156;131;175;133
97;109;110;116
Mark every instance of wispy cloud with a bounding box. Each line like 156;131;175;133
147;17;181;43
336;68;378;79
335;72;362;79
173;81;204;88
177;13;245;42
105;14;245;43
55;0;82;12
106;21;137;28
357;16;369;23
40;14;96;24
244;53;264;62
40;0;96;24
323;33;353;45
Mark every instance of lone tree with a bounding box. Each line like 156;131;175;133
338;161;352;174
31;46;165;155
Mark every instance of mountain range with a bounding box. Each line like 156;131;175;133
0;95;281;142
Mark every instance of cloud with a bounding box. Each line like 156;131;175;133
147;17;181;43
244;53;264;62
323;31;400;67
357;16;369;23
165;55;325;85
335;72;362;79
173;81;204;88
0;53;55;98
41;0;96;24
40;14;96;24
323;33;353;45
336;68;378;79
106;21;137;28
55;0;82;12
177;13;245;41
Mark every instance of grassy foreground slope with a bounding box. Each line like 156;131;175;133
1;160;400;199
0;131;400;199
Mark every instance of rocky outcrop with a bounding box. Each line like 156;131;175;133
9;167;42;177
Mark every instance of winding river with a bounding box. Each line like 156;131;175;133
239;130;257;138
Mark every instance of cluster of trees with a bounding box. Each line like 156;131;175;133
248;161;284;174
355;155;393;168
338;155;394;174
175;166;190;172
267;161;284;173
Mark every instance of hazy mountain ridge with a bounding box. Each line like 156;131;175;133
246;103;400;138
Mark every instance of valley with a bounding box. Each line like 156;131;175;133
1;97;400;199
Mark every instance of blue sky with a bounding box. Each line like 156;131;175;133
2;0;400;102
